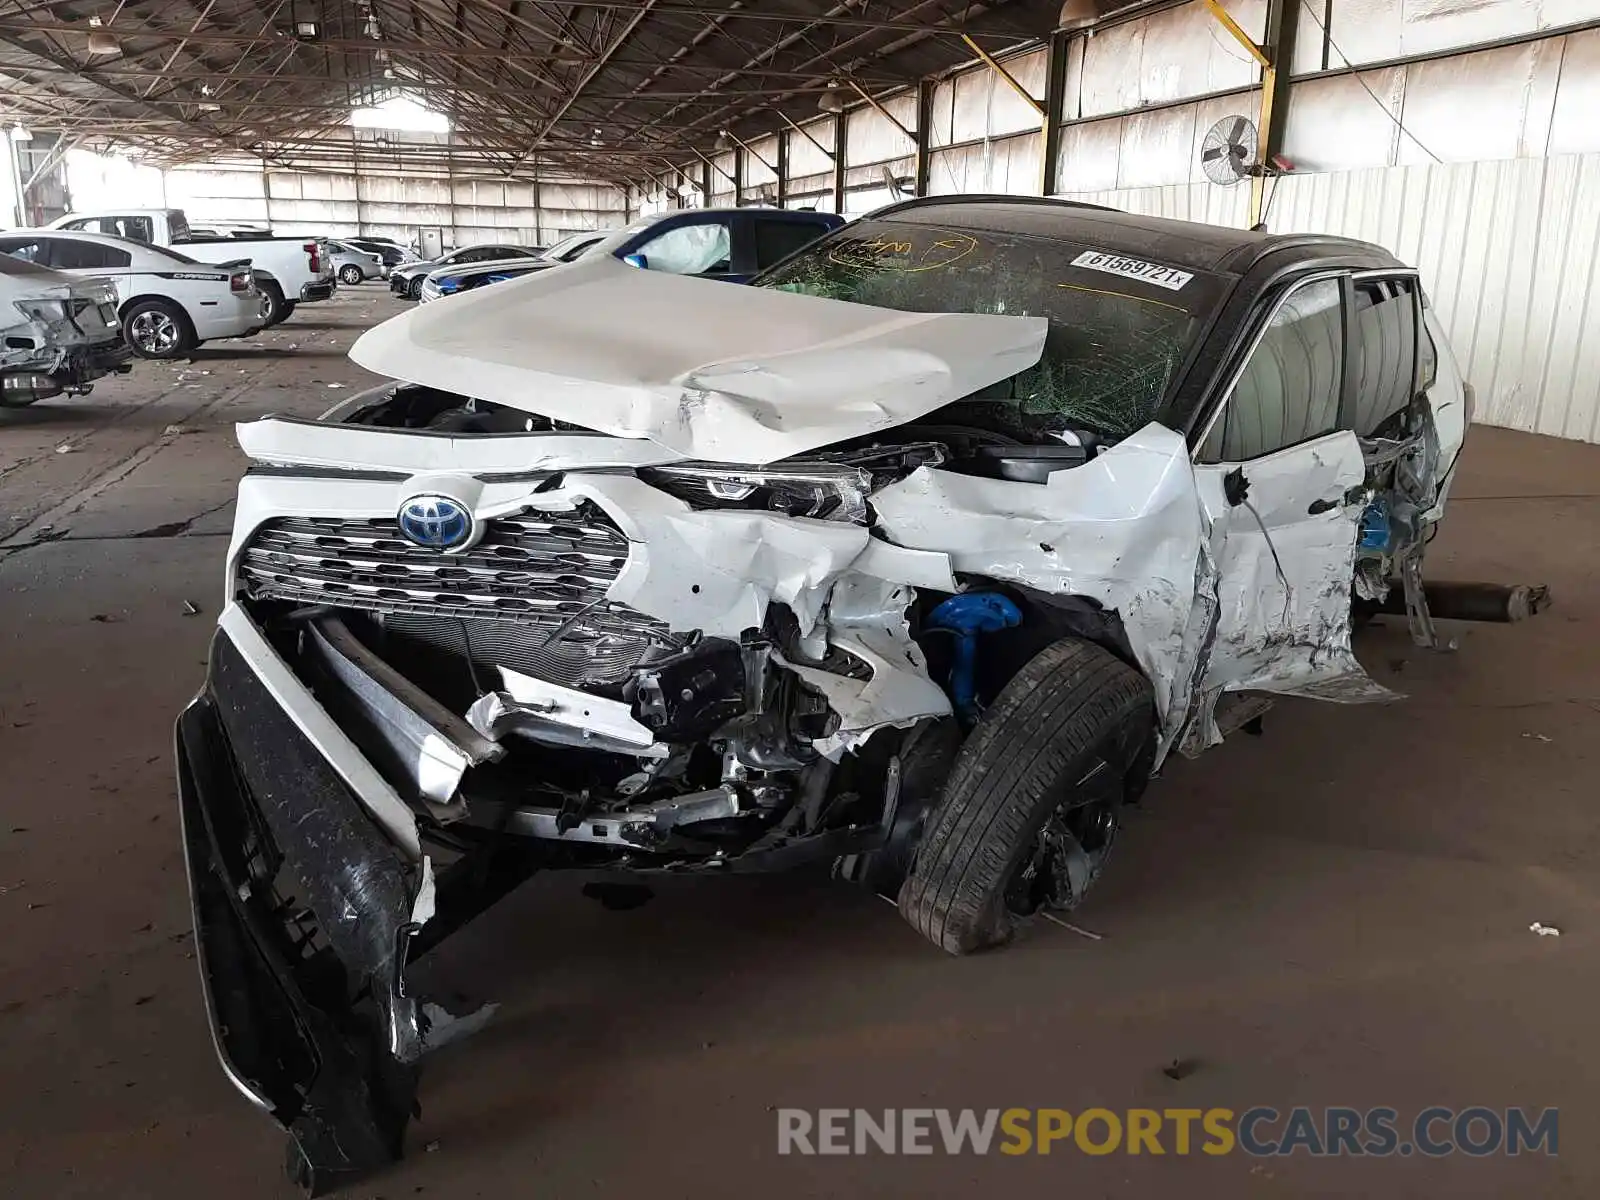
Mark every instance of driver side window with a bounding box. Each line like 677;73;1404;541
630;221;732;275
1198;277;1346;463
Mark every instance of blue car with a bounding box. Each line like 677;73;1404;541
419;256;546;302
604;207;844;284
420;209;844;302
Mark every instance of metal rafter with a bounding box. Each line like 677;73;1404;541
0;0;1059;182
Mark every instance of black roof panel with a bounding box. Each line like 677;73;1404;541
864;195;1402;276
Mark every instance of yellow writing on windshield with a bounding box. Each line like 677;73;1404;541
829;231;978;274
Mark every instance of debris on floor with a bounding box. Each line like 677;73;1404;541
181;599;201;616
1161;1058;1200;1080
1529;922;1561;937
1522;732;1553;743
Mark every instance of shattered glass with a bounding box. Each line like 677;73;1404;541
758;221;1210;442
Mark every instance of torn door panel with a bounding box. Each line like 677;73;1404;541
1192;430;1393;703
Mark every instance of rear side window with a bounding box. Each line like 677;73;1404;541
0;237;45;262
1198;277;1345;462
101;216;154;243
1350;276;1419;435
44;239;132;270
754;220;831;270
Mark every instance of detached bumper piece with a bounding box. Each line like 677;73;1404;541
87;339;135;376
177;630;422;1195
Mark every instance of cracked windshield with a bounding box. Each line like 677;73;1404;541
758;220;1214;442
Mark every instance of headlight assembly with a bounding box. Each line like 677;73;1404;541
640;462;873;524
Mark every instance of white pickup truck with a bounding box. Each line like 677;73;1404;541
47;208;335;327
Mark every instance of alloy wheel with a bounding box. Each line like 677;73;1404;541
1004;756;1123;916
129;310;180;355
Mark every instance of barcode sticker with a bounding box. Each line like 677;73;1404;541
1071;251;1193;291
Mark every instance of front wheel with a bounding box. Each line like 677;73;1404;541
122;299;194;359
339;264;364;285
407;276;424;301
898;638;1156;955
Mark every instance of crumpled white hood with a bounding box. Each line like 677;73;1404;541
348;254;1047;464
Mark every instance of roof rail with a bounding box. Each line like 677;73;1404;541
864;194;1124;219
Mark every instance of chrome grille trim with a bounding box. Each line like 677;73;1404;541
237;506;669;643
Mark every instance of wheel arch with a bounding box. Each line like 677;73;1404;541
118;291;191;322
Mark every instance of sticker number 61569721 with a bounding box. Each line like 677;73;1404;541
1070;250;1194;292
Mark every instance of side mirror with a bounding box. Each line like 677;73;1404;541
622;252;648;270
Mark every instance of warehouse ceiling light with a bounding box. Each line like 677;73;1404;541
85;14;118;56
348;94;450;134
9;123;33;142
817;81;846;114
1056;0;1099;31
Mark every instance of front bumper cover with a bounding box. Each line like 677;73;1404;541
177;629;419;1194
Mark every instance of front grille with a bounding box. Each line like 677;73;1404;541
238;505;681;686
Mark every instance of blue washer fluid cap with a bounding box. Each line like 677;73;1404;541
1359;498;1392;551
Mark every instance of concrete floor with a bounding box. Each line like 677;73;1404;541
1;286;1596;1199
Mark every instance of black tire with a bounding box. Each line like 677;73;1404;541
258;282;291;327
407;276;424;301
121;298;194;360
339;264;364;285
898;638;1156;955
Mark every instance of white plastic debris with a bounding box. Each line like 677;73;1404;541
54;443;73;454
1521;732;1553;743
1529;922;1561;937
326;382;348;389
163;424;188;436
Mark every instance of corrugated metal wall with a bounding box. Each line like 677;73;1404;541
66;153;626;248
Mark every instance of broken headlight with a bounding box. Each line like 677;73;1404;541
640;462;872;524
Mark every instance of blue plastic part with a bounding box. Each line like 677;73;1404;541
925;592;1024;721
1358;498;1392;551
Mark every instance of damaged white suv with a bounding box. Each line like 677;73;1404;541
178;197;1477;1190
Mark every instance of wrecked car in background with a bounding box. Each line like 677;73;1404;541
0;252;132;406
179;196;1507;1190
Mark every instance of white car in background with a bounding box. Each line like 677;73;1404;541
0;229;261;359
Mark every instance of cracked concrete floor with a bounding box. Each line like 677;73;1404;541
2;285;1599;1200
